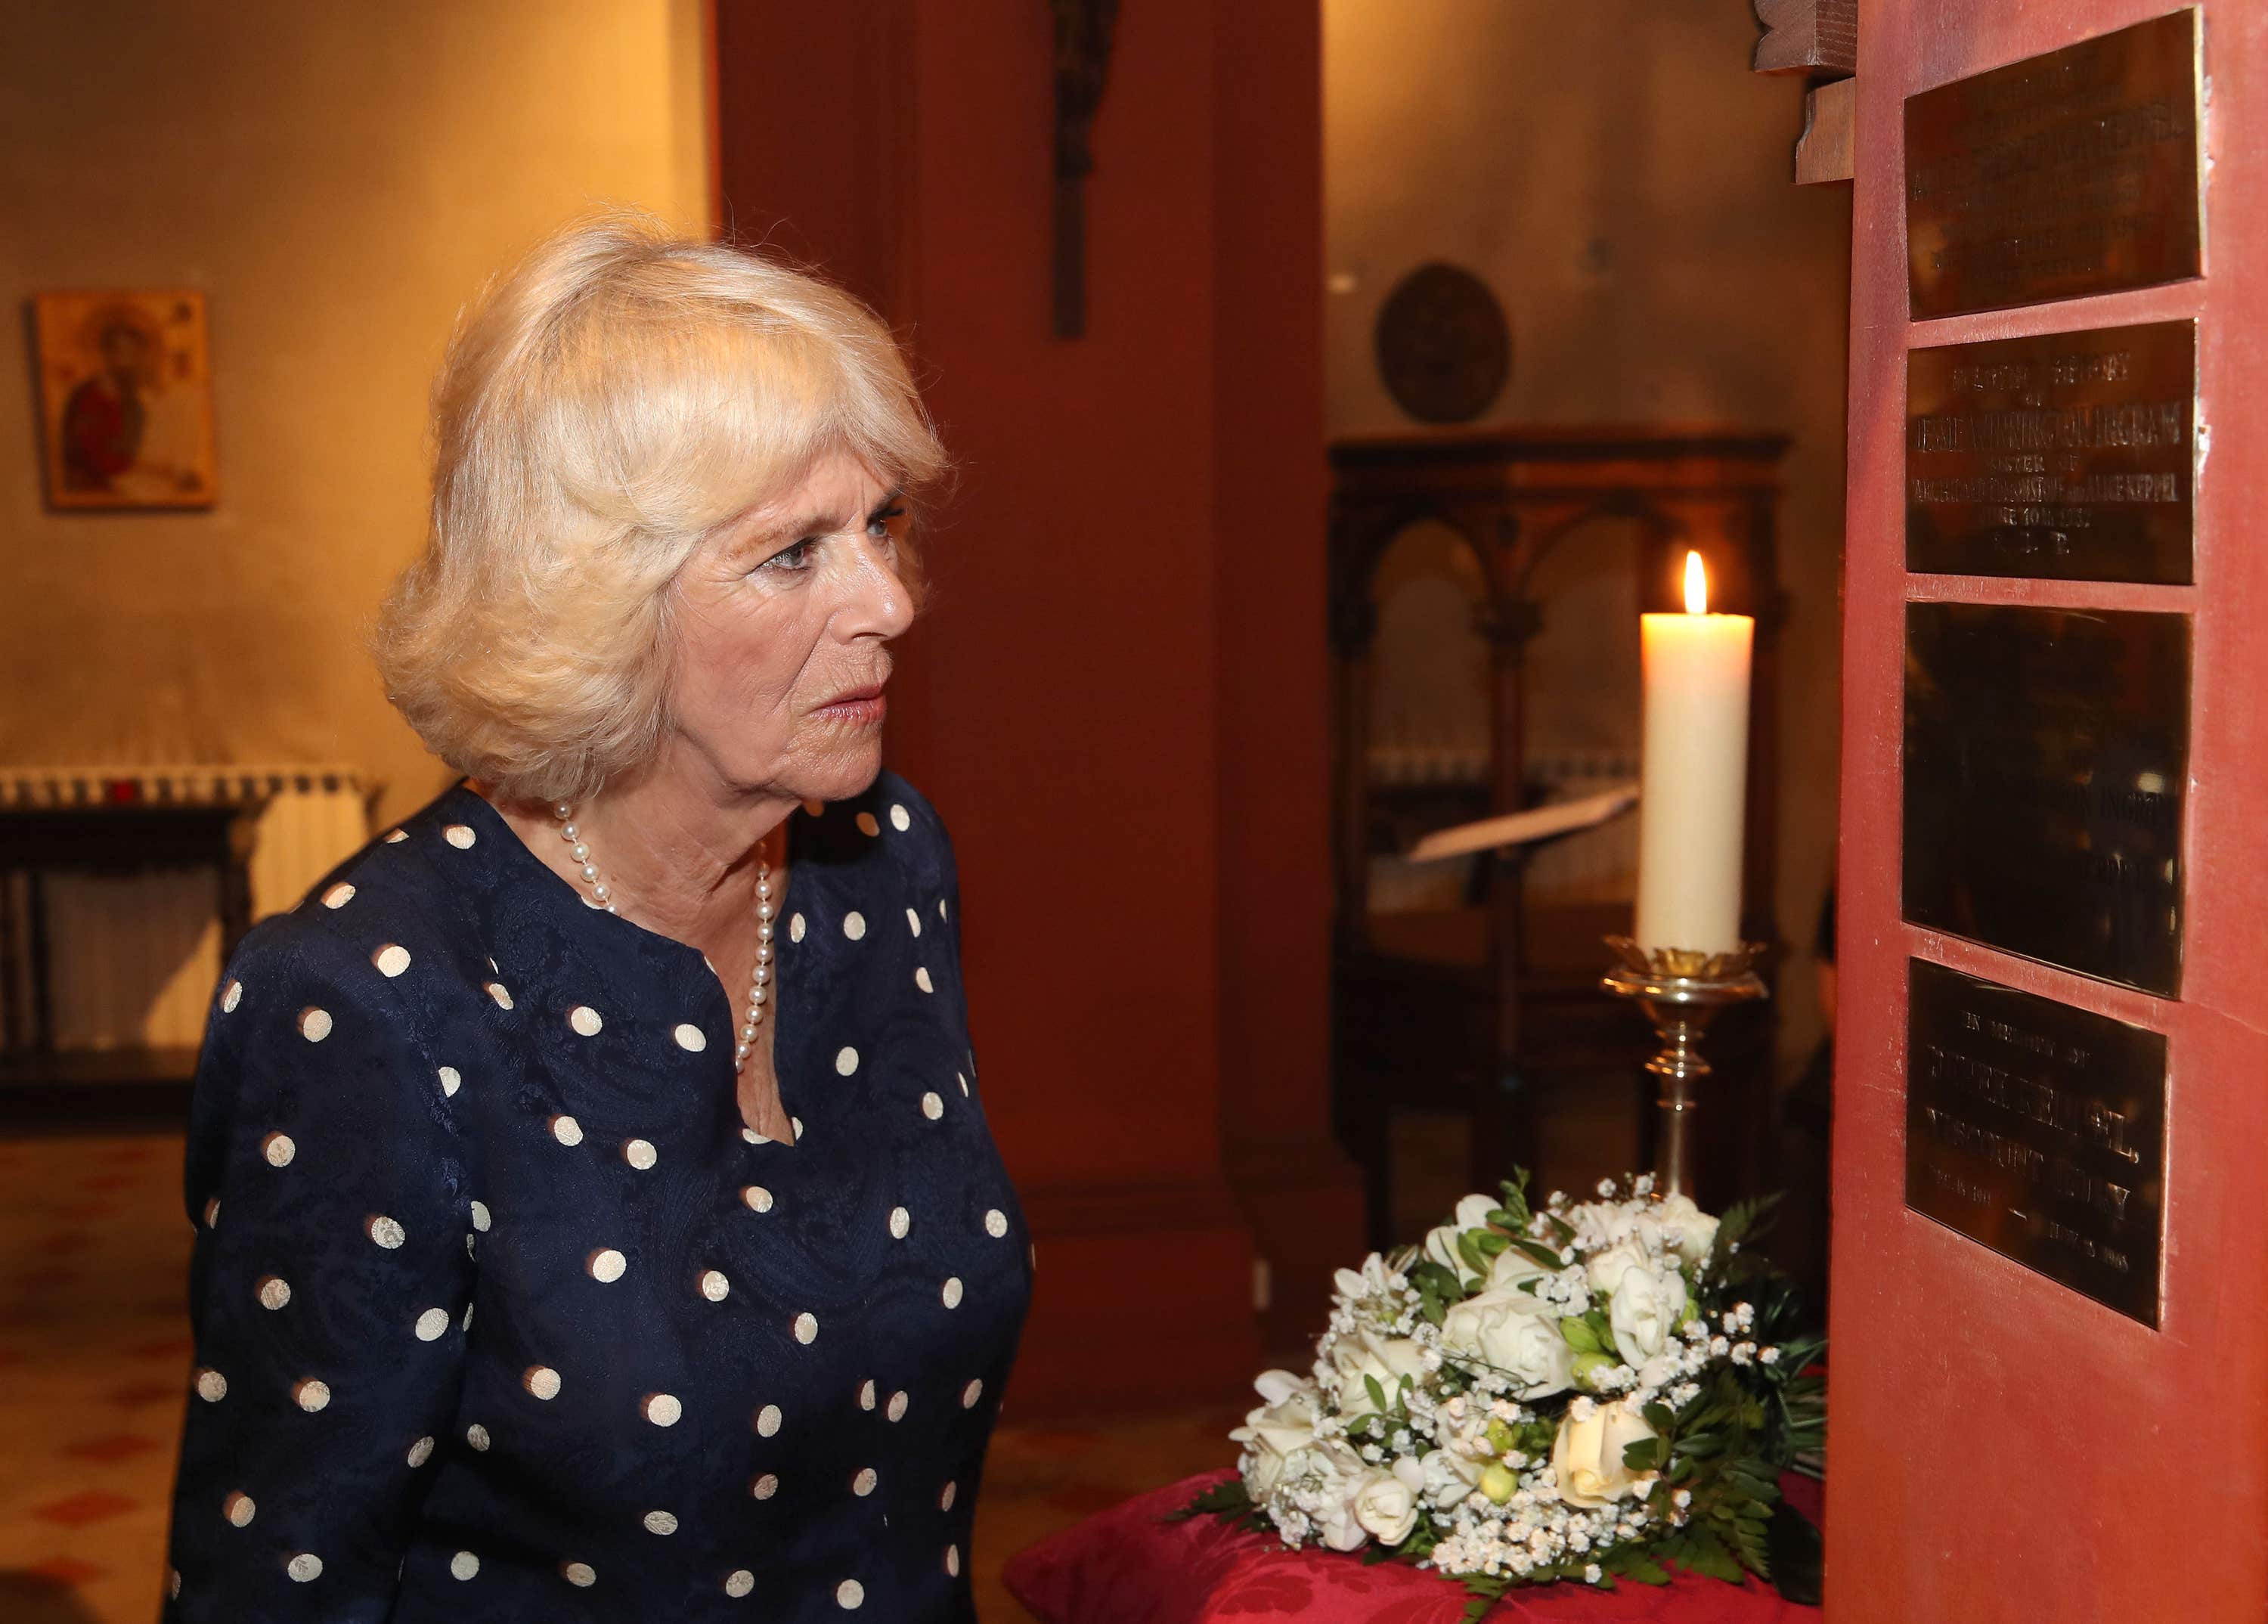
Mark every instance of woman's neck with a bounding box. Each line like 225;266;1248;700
485;754;796;957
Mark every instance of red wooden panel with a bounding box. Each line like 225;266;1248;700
1833;5;2268;1620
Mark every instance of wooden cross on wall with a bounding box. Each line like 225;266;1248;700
1051;0;1120;338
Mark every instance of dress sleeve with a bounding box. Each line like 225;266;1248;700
165;919;475;1622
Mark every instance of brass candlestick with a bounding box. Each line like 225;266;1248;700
1601;937;1768;1198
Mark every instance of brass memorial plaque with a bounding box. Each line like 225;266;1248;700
1908;321;2195;583
1904;603;2188;995
1907;10;2201;320
1906;959;2165;1326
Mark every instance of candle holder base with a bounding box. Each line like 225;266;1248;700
1601;937;1769;1198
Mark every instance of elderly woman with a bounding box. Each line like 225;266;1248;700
163;216;1030;1621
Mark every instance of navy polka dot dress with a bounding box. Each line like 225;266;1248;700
163;773;1031;1622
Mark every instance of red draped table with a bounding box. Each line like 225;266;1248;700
1002;1471;1820;1624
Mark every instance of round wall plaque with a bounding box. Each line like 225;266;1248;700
1373;262;1511;425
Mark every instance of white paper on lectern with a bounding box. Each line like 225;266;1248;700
1404;783;1640;863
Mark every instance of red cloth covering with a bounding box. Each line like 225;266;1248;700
1002;1471;1821;1624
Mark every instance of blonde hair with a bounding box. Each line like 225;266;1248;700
375;212;948;804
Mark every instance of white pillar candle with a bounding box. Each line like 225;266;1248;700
1634;552;1753;956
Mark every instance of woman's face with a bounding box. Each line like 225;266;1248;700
665;450;915;806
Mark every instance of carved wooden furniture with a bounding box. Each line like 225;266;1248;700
1328;426;1789;1238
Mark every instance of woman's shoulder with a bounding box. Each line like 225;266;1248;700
801;770;958;877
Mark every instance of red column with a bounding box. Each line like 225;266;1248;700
714;0;1356;1407
1833;3;2268;1619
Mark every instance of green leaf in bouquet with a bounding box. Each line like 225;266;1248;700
1559;1316;1603;1356
1622;1436;1665;1472
1678;1531;1745;1584
1497;1170;1533;1230
1165;1477;1255;1523
1473;1229;1511;1258
1541;1209;1578;1245
1455;1229;1492;1278
1642;1401;1675;1436
1508;1237;1565;1270
1364;1372;1390;1414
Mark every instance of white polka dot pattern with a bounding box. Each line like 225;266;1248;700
858;1380;876;1410
203;1197;221;1228
643;1510;678;1536
469;1200;491;1232
643;1393;682;1427
888;1206;909;1238
444;824;476;848
415;1307;450;1341
906;907;922;937
222;979;243;1012
835;1046;859;1076
890;804;911;832
853;1467;878;1496
887;1390;909;1421
922;1092;944;1120
552;1116;584;1147
589;1248;626;1283
837;1579;865;1610
743;1185;773;1213
486;982;513;1009
562;1561;596;1587
757;1402;782;1436
674;1022;706;1052
466;1424;491;1451
287;1553;324;1583
367;1215;405;1249
699;1269;730;1302
916;966;934;993
407;1436;435;1467
322;883;355;909
451;1550;480;1580
961;1379;983;1409
985;1208;1009;1238
941;1277;964;1309
751;1474;779;1500
224;1492;256;1527
940;1481;957;1511
298;1007;333;1043
947;1545;962;1577
438;1065;462;1096
624;1139;658;1170
843;911;866;941
525;1366;562;1400
256;1275;292;1311
959;1071;971;1097
569;1005;603;1036
727;1569;756;1596
790;913;807;942
793;1312;818;1344
262;1133;296;1167
373;944;411;978
195;1368;227;1402
293;1378;330;1412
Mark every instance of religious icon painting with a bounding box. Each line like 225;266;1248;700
31;289;217;510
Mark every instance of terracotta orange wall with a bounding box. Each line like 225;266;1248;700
1833;2;2268;1619
715;0;1359;1409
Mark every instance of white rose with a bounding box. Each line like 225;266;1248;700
1486;1246;1552;1295
1330;1328;1427;1415
1421;1445;1487;1508
1655;1193;1721;1267
1349;1467;1421;1545
1452;1192;1500;1232
1606;1260;1688;1365
1584;1236;1653;1297
1439;1289;1574;1399
1228;1370;1319;1496
1307;1449;1372;1551
1550;1396;1658;1508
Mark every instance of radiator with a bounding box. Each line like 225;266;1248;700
2;767;371;1052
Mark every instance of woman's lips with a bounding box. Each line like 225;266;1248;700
811;683;888;727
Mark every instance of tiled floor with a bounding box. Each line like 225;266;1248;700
0;1130;1241;1624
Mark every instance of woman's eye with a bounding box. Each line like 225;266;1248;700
761;538;817;573
867;504;907;541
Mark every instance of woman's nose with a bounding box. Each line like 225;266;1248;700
835;537;915;640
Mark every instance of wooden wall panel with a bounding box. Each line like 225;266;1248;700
1833;5;2268;1619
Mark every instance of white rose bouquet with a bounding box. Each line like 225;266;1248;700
1176;1172;1826;1617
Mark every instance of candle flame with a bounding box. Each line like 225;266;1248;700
1684;550;1709;615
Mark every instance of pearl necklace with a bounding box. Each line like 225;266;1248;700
552;802;776;1073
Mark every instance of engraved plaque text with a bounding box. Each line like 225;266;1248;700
1904;603;2188;995
1906;959;2165;1325
1908;321;2195;583
1907;10;2201;320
